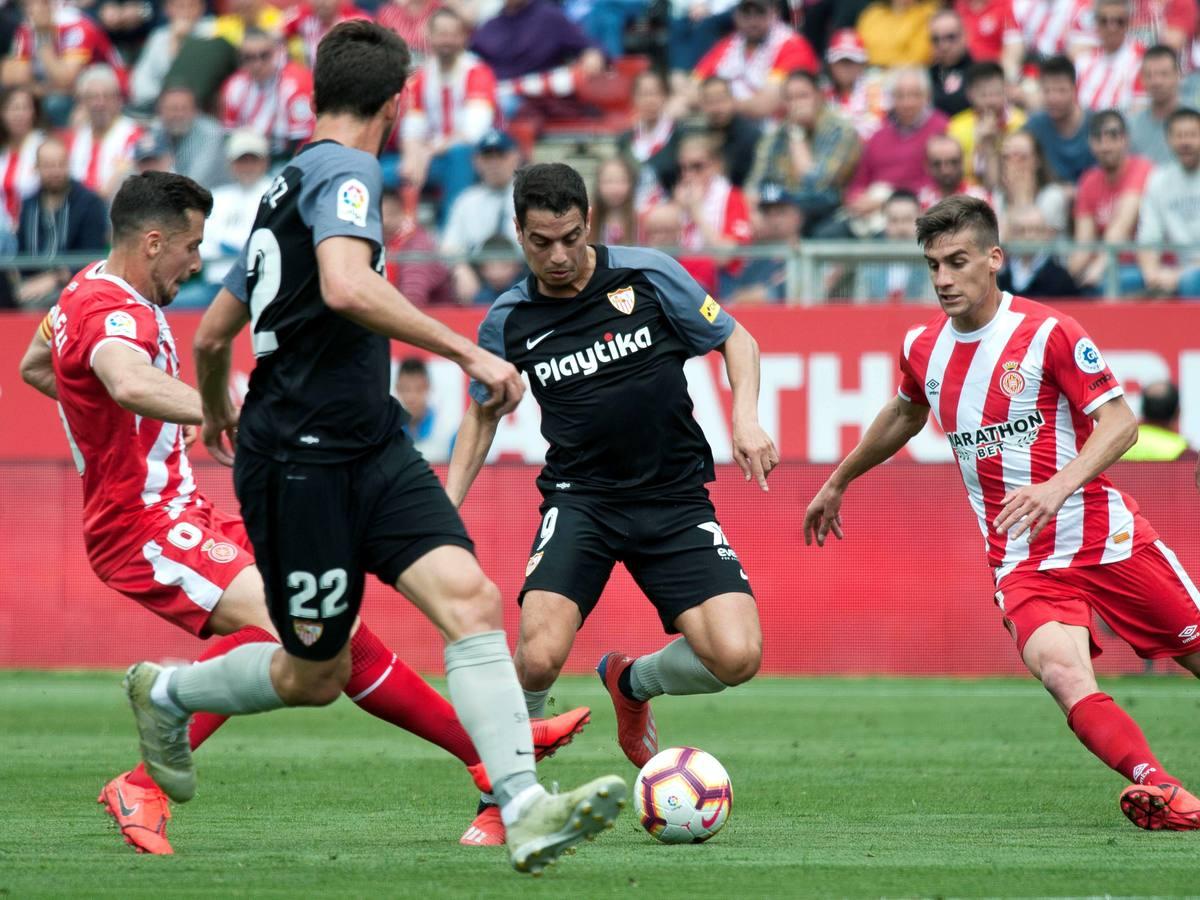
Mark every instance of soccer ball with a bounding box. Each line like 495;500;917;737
633;747;732;844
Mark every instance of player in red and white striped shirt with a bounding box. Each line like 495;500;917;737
220;29;315;158
65;65;142;199
805;195;1200;831
1075;0;1147;110
1012;0;1091;61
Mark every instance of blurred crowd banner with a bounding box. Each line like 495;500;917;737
1;302;1199;464
1;303;1199;674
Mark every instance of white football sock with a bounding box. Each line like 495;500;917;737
168;643;284;715
629;637;727;700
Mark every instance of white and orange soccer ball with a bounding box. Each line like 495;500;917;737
633;747;732;844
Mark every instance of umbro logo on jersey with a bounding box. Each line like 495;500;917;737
532;326;652;386
1180;625;1199;643
925;379;940;394
526;330;555;349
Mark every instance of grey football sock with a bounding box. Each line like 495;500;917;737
629;637;727;700
523;687;550;718
168;643;284;715
444;630;538;810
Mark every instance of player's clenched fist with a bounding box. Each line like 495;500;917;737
202;409;239;467
464;349;524;416
803;480;845;547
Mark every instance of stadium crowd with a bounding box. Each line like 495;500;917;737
1;0;1200;307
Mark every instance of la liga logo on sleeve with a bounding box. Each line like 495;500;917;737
104;311;137;339
336;178;369;227
1073;338;1105;374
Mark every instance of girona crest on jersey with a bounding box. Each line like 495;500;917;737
999;360;1025;397
607;286;635;314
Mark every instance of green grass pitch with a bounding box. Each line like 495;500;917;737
2;672;1199;898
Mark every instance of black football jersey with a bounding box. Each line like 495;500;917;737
471;245;736;495
224;140;404;463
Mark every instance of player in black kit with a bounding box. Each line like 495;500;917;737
447;163;777;792
124;23;624;874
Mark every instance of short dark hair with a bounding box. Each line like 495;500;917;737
314;20;411;118
632;69;669;95
1166;106;1200;133
110;171;213;242
427;6;463;30
700;75;732;95
885;188;920;208
1089;108;1126;137
513;163;589;229
786;69;820;91
1039;55;1077;84
915;194;999;250
1142;381;1180;424
1143;43;1181;69
0;85;42;145
398;357;429;379
965;60;1004;90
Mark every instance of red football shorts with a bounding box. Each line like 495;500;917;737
101;505;256;637
995;540;1200;660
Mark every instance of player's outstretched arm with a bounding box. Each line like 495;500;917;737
18;325;57;400
195;288;250;466
445;398;502;508
803;395;929;547
93;342;203;425
993;395;1138;543
316;237;524;414
719;322;778;491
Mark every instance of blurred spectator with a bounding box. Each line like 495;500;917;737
1011;0;1091;63
1069;109;1151;295
721;180;799;304
213;0;284;48
284;0;370;68
380;188;457;306
672;131;751;267
947;61;1025;188
1024;55;1095;183
917;133;991;208
66;64;141;199
994;130;1070;234
157;85;229;191
640;200;718;295
0;1;21;59
692;0;818;119
997;204;1080;297
748;69;860;234
131;129;173;174
1137;108;1200;297
377;0;442;61
401;8;497;223
94;0;154;63
616;69;679;203
928;9;973;118
666;0;737;74
15;136;106;307
197;129;270;300
1074;0;1145;111
129;0;209;111
841;67;948;237
0;84;43;222
472;233;524;304
1122;380;1195;461
396;358;454;462
589;155;638;244
564;0;645;61
954;0;1020;76
1129;44;1183;165
823;28;886;141
697;75;759;188
1090;0;1196;58
442;127;520;302
856;0;938;68
2;0;126;125
855;189;933;301
220;28;315;161
469;0;604;120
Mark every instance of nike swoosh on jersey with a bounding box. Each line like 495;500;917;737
526;330;555;349
116;787;140;817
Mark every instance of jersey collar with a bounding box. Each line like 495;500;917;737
87;261;156;310
947;291;1013;342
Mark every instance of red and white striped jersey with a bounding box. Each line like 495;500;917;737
11;7;127;83
1075;40;1146;111
1012;0;1090;60
0;130;43;221
220;60;315;153
66;117;141;195
282;1;370;67
401;52;497;143
48;262;202;578
898;293;1155;580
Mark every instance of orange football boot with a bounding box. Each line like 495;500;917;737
1120;783;1200;831
460;804;505;846
597;652;657;767
98;771;173;854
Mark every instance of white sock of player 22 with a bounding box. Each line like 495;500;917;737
167;643;285;715
444;631;542;817
630;637;727;700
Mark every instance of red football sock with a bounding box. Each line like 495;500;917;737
126;625;277;790
1067;692;1181;787
346;623;479;766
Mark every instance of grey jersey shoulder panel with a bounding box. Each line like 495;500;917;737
468;279;533;405
606;245;735;354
